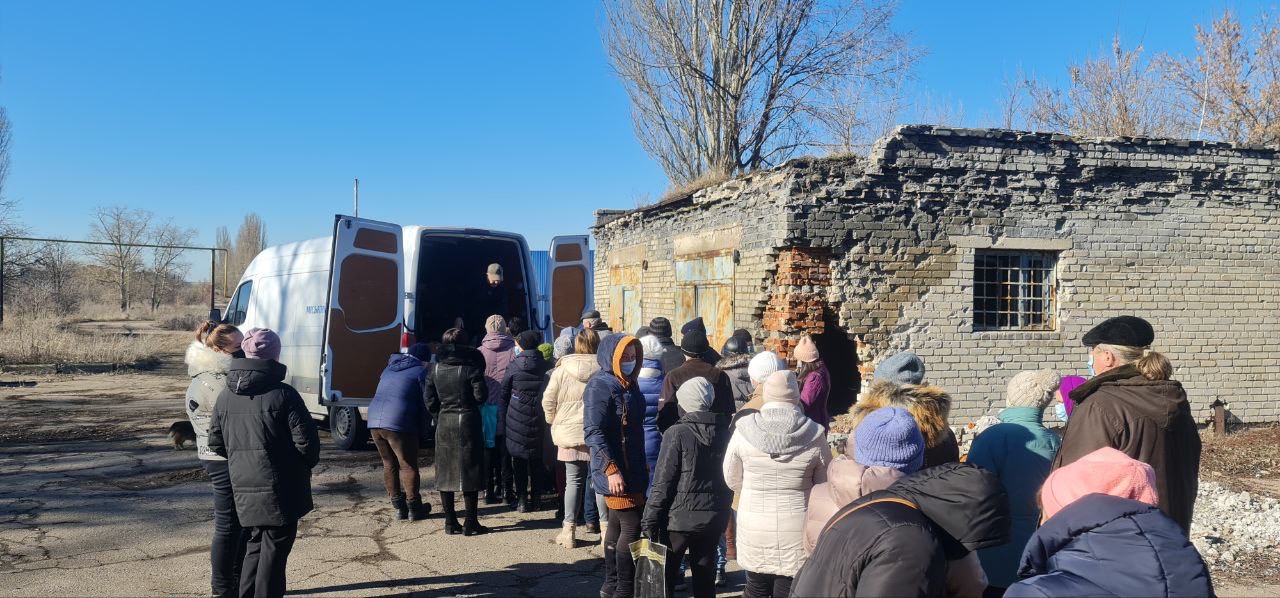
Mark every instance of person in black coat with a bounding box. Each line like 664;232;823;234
641;378;732;598
208;328;319;598
656;329;735;433
502;330;551;512
425;328;491;536
791;462;1011;598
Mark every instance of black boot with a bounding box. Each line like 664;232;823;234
440;492;462;535
392;493;408;521
407;496;431;521
463;492;490;536
517;497;530;513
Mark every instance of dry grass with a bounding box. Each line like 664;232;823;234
1202;424;1280;479
657;169;731;204
0;317;188;366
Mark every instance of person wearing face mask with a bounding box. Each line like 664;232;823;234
965;370;1063;594
1051;315;1201;532
583;333;649;598
1054;375;1087;422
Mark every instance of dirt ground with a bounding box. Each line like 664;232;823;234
1;357;1276;597
0;357;751;597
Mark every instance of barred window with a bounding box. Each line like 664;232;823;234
973;251;1057;331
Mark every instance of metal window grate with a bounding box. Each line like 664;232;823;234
973;251;1058;331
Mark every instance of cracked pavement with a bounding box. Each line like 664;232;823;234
0;360;749;597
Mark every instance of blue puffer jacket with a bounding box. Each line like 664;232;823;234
1005;494;1213;597
503;350;550;459
637;357;665;476
367;353;427;435
583;334;648;498
967;406;1061;588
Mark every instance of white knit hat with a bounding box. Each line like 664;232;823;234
748;351;787;385
1006;369;1062;409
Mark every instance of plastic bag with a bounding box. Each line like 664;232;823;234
630;537;668;598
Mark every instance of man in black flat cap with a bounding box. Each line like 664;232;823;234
1051;315;1201;532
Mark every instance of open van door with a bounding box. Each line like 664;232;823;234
547;235;592;338
321;215;403;449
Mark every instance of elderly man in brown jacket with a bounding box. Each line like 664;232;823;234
1051;315;1201;532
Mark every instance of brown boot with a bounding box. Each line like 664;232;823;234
725;515;737;561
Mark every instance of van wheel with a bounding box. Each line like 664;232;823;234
329;406;368;450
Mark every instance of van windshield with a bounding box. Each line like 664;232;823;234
415;234;532;345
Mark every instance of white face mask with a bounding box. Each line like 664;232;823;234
1054;402;1068;421
1087;354;1096;377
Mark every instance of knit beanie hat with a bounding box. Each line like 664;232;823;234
242;328;281;361
794;335;819;363
640;334;664;361
854;407;925;474
537;343;554;361
676;378;715;414
873;351;925;386
485;315;507;333
680;330;711;357
1040;447;1159;521
648;317;673;339
762;370;801;404
748;351;787;385
516;330;542;351
1006;369;1062;409
1059;375;1088;416
406;342;432;361
681;316;708;337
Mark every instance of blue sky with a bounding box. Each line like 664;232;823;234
0;0;1262;258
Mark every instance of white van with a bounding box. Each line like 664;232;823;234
217;215;592;449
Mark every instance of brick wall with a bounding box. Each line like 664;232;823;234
593;126;1280;424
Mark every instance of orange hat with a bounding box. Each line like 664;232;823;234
1040;447;1158;521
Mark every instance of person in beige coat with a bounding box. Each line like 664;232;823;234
723;370;830;598
542;328;601;548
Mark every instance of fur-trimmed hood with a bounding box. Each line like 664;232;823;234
847;380;952;449
716;353;751;372
185;341;231;378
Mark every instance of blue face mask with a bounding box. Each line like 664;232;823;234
1087;354;1096;377
620;360;636;376
1053;402;1068;421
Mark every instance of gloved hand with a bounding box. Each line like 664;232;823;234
642;526;661;542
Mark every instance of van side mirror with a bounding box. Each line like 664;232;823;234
207;308;223;323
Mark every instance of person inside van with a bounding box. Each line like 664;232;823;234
460;263;511;334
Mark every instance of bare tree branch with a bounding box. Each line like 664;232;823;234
87;206;152;312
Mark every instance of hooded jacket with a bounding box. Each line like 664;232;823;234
716;353;755;411
847;380;960;468
652;334;686;375
582;334;649;506
1005;494;1212;597
802;457;907;555
798;360;831;429
724;403;831;577
542;353;599;450
638;336;667;474
640;410;732;534
502;349;550;459
184;341;232;461
367;353;428;435
792;463;1011;598
208;358;320;528
967;406;1061;588
426;344;488;492
478;331;517;435
656;357;735;433
1051;364;1201;531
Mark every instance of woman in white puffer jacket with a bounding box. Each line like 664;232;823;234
723;370;829;598
542;328;602;548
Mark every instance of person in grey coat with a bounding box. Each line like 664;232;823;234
208;328;319;598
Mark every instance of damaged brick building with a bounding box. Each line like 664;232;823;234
590;125;1280;423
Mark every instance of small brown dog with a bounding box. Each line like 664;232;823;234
167;421;196;449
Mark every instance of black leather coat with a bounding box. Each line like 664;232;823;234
426;344;487;492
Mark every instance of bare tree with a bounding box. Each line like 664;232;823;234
812;55;911;154
147;221;196;311
214;225;232;298
34;242;81;315
996;68;1029;130
0;78;10;203
231;213;267;283
87;206;153;312
1161;9;1280;144
912;89;966;127
604;0;915;184
1024;35;1184;138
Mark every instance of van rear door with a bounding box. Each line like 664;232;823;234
547;235;592;337
321;215;404;407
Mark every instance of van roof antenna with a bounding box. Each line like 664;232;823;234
353;177;360;217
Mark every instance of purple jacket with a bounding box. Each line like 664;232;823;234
799;360;831;429
479;331;516;435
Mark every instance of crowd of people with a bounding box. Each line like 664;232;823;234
182;311;1213;598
